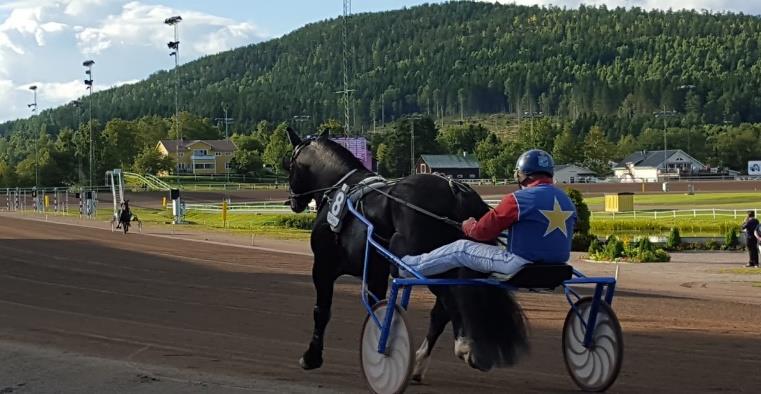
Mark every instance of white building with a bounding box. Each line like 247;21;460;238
554;164;598;184
613;150;705;182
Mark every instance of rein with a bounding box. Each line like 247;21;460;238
288;168;359;199
360;183;463;230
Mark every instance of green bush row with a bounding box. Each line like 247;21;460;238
588;235;671;263
270;214;316;230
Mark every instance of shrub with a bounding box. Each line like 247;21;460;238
272;214;316;230
706;240;721;250
638;237;655;253
602;235;625;260
572;233;596;252
588;238;602;254
667;227;682;250
723;228;739;250
566;188;590;235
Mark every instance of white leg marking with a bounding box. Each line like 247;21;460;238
453;336;473;364
412;338;431;382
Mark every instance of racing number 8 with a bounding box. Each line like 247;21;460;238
331;191;346;216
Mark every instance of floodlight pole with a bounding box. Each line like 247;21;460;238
28;85;38;188
83;60;94;191
165;15;182;186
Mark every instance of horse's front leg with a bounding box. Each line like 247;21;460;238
412;297;449;383
300;259;337;370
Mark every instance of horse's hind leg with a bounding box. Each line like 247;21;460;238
300;261;337;370
412;297;449;383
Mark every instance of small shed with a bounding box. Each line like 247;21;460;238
604;192;634;213
416;154;480;179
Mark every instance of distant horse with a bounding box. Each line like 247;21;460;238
284;128;529;381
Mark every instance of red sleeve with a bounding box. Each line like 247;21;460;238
463;193;519;241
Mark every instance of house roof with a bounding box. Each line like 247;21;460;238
159;139;236;152
616;149;697;168
420;154;480;169
555;164;597;175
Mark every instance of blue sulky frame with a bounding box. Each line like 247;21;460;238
346;198;617;356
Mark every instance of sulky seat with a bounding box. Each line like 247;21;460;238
491;264;573;289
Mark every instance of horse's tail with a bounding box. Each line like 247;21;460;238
452;274;529;371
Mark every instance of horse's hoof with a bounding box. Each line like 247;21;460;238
299;354;323;370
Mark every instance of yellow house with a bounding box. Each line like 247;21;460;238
157;139;237;175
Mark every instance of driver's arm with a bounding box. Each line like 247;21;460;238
462;193;519;241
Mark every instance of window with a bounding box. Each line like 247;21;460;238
469;174;476;178
194;163;214;169
421;164;428;173
225;162;231;169
193;149;208;156
456;174;463;179
178;152;184;157
215;152;222;156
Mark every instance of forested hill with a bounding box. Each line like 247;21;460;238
3;1;761;136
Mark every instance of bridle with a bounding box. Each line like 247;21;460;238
286;138;359;201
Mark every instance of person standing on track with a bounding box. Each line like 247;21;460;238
741;210;759;267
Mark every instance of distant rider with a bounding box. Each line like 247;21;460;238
742;210;759;267
118;200;132;229
401;149;577;277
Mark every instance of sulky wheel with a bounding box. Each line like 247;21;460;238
562;297;623;392
360;300;414;394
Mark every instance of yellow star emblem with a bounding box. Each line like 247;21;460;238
539;197;574;237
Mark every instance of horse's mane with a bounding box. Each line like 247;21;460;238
312;137;366;171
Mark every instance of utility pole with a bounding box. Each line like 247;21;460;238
293;115;311;133
333;0;354;135
654;107;678;178
408;114;423;176
214;103;234;140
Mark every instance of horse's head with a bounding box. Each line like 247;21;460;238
284;127;364;213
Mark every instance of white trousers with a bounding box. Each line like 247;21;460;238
400;239;531;278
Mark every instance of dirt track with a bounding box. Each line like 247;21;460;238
1;216;760;393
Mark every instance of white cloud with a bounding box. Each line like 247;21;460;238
64;0;106;17
0;6;69;46
76;2;268;56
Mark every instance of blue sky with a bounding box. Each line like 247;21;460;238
0;0;759;123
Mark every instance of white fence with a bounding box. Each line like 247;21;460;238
591;208;759;220
185;199;503;215
185;201;313;214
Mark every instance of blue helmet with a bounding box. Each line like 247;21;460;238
515;149;554;177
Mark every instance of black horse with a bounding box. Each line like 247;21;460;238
284;128;529;381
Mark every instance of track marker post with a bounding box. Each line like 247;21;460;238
222;200;228;228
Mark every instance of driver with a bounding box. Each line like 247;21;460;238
401;149;577;278
119;200;132;227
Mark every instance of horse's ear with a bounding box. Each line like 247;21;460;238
286;127;302;147
319;128;330;138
